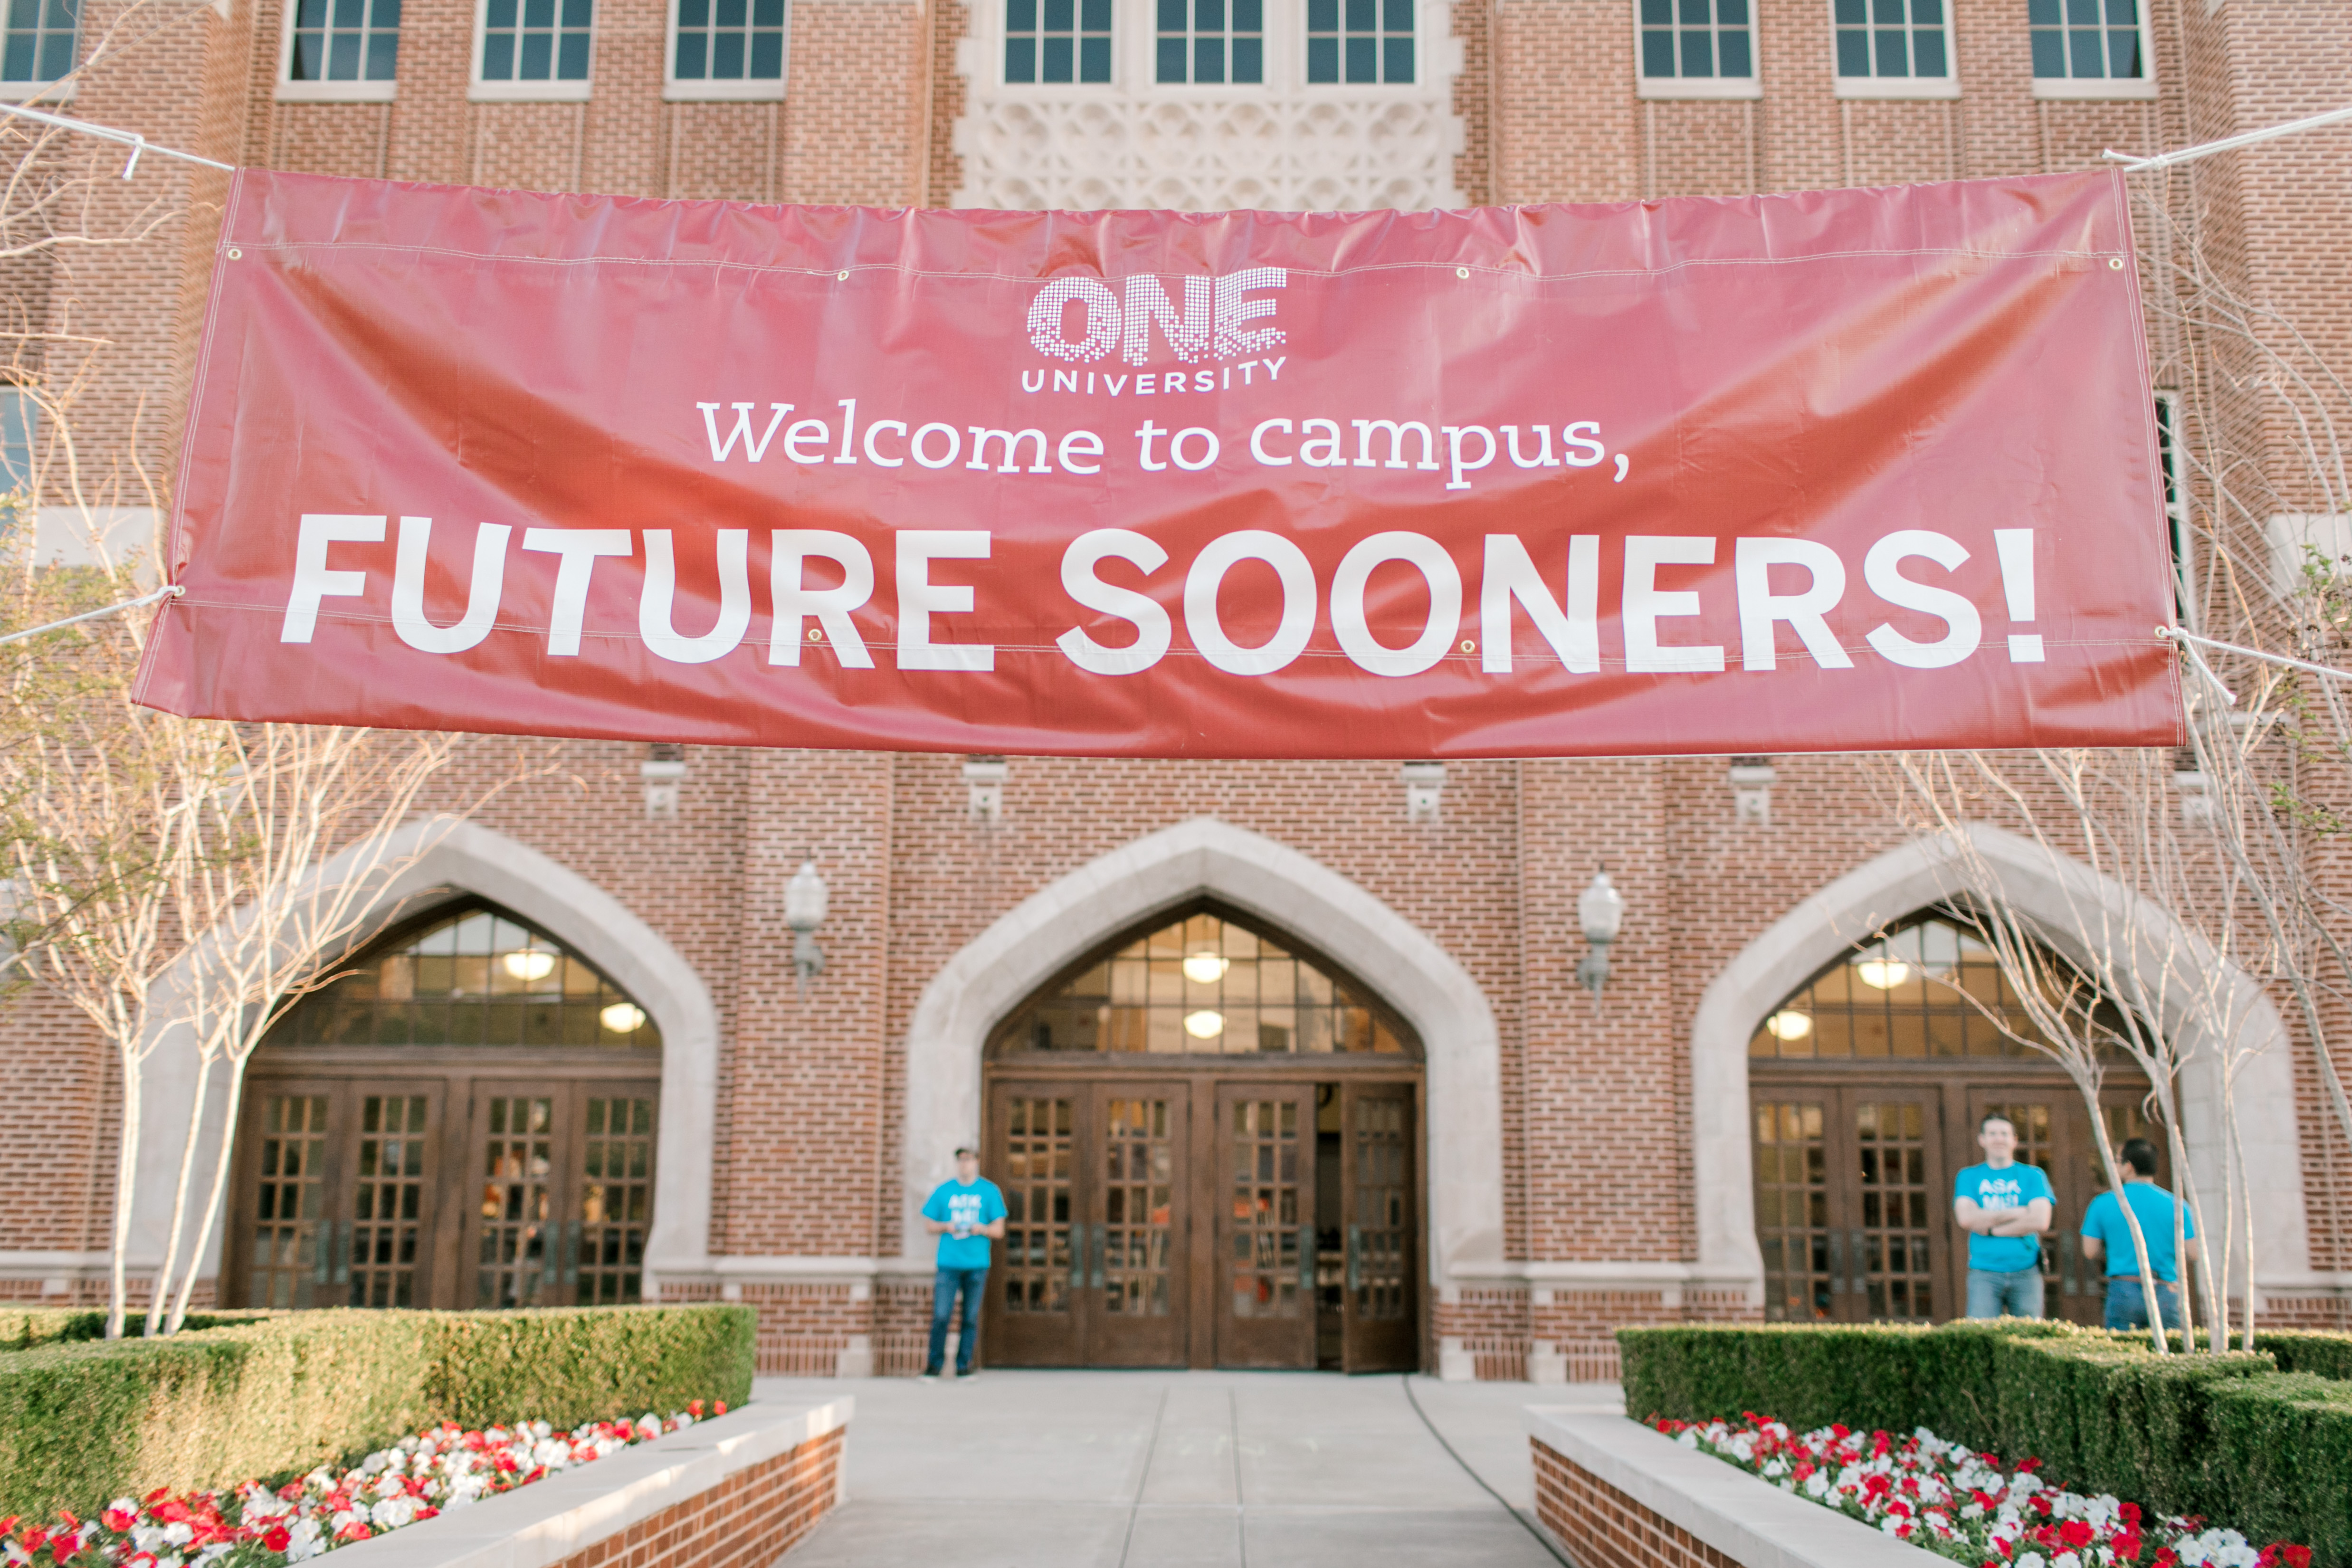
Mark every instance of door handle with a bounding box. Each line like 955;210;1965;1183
1848;1229;1866;1296
2060;1232;2078;1297
1066;1223;1086;1291
331;1219;351;1286
1825;1228;1844;1295
561;1220;581;1287
1090;1223;1107;1290
1297;1225;1315;1293
1347;1226;1362;1293
540;1224;561;1294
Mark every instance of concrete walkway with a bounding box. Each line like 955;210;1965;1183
754;1371;1622;1568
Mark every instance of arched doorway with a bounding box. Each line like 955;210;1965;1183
980;901;1424;1372
223;899;664;1311
1746;908;2162;1327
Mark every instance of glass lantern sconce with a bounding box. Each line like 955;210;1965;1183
786;857;829;995
1576;870;1625;995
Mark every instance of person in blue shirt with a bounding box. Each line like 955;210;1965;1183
1952;1112;2054;1319
2081;1137;2199;1332
921;1146;1007;1381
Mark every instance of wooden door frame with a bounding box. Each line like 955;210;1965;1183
1749;1058;2159;1327
983;1055;1426;1370
229;1047;661;1311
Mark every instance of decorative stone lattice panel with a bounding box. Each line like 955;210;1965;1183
950;0;1463;211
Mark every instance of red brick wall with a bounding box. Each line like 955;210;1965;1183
1532;1438;1739;1568
552;1426;844;1568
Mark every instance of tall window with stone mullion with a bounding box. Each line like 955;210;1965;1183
1005;0;1110;83
1638;0;1751;80
287;0;400;81
2028;0;2143;80
483;0;591;81
1;0;75;84
1305;0;1410;85
1833;0;1947;80
1158;0;1262;85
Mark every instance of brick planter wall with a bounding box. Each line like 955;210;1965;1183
334;1398;852;1568
552;1427;844;1568
1525;1404;1939;1568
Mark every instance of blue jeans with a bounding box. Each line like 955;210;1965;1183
2104;1276;2185;1331
1966;1267;2045;1320
927;1266;987;1375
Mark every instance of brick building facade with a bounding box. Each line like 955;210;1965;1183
1;0;2348;1375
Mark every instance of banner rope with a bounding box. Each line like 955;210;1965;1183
2156;624;2352;694
0;582;182;646
2105;104;2352;173
0;100;236;178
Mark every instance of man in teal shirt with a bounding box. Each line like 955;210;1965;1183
2082;1137;2199;1331
921;1146;1006;1381
1952;1112;2054;1319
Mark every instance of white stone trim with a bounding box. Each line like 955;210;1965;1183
951;0;1464;209
1528;1406;1945;1568
1690;824;2310;1306
127;817;721;1286
900;816;1505;1285
326;1396;851;1568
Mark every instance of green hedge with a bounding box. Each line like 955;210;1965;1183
0;1310;270;1349
1618;1321;2346;1564
0;1305;753;1520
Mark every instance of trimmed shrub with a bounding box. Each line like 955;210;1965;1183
2251;1330;2352;1383
0;1305;753;1520
1618;1321;2342;1563
0;1311;271;1350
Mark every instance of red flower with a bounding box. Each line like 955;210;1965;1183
714;1402;727;1416
261;1527;291;1553
2152;1550;2181;1568
2060;1520;2095;1549
99;1509;133;1534
2259;1547;2313;1568
2114;1533;2143;1563
21;1527;48;1554
336;1522;371;1543
150;1501;190;1527
687;1401;705;1418
415;1508;439;1522
2120;1502;2143;1525
141;1491;168;1508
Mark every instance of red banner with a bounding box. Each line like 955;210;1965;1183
137;167;2182;757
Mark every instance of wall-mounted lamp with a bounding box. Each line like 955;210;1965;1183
1576;870;1625;995
785;857;828;995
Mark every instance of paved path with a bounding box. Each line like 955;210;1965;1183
755;1371;1621;1568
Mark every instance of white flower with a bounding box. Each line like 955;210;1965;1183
371;1495;419;1531
2016;1554;2048;1568
1961;1503;1985;1521
2056;1553;2082;1568
1804;1473;1829;1499
1676;1429;1699;1449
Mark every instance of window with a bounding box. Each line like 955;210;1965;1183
1;0;76;87
993;906;1416;1056
673;0;784;85
1638;0;1752;84
1307;0;1411;85
2029;0;2149;90
1833;0;1947;80
481;0;591;86
0;388;34;494
1006;0;1110;85
279;901;662;1049
1748;911;2132;1061
287;0;401;83
1158;0;1260;85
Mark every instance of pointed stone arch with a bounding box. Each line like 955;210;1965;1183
900;817;1505;1283
1691;823;2311;1303
132;817;720;1284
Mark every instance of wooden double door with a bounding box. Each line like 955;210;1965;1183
229;1057;659;1312
983;1072;1419;1371
1751;1070;2162;1326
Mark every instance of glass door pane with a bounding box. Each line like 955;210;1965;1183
1753;1097;1831;1322
242;1090;333;1310
1215;1083;1315;1368
471;1091;561;1309
578;1089;657;1304
1341;1081;1415;1371
984;1085;1081;1365
1087;1087;1188;1366
1852;1097;1942;1322
348;1091;436;1308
